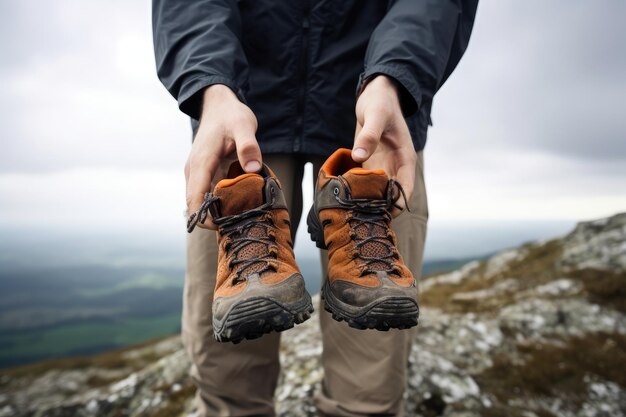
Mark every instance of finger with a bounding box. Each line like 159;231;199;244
352;108;386;163
186;152;219;230
232;124;262;173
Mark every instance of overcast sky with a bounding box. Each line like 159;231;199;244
0;1;625;251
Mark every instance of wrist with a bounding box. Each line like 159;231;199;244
201;84;239;114
361;75;402;109
366;74;398;92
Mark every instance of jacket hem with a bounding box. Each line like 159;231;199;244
178;75;247;120
357;63;422;117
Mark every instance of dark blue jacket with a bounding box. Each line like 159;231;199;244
152;0;478;156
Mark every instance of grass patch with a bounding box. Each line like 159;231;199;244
1;335;170;379
420;261;492;312
476;332;626;406
499;239;564;285
78;273;182;297
480;407;557;417
149;381;196;417
0;314;180;376
421;240;565;313
569;268;626;313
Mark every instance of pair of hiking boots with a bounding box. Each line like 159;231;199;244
187;148;419;343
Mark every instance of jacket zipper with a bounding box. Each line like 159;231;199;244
294;0;310;153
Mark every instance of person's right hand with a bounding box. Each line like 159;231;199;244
185;84;262;230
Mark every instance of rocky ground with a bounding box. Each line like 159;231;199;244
1;213;625;417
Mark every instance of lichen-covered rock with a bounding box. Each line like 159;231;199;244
561;212;626;272
0;337;193;417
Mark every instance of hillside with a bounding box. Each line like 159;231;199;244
1;213;625;417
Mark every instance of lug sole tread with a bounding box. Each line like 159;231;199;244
214;297;314;344
321;285;419;331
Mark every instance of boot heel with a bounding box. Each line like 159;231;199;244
306;207;327;249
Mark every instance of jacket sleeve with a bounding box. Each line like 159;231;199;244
358;0;478;117
152;0;249;120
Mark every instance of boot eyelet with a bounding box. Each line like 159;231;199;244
270;186;276;195
333;187;339;196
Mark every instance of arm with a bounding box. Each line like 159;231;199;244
152;0;262;229
352;0;478;201
152;0;250;120
357;0;479;117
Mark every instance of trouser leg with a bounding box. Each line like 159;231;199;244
182;155;304;417
314;152;429;417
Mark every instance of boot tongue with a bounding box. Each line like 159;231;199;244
342;168;389;200
213;174;265;217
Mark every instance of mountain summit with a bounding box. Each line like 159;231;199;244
2;213;625;417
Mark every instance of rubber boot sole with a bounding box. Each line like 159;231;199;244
321;279;418;330
213;292;314;344
307;207;419;331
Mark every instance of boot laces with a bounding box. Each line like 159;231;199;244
335;179;410;277
187;193;278;283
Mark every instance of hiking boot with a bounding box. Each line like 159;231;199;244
307;148;419;330
187;162;313;343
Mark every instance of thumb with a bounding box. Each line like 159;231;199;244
352;109;385;163
233;125;262;173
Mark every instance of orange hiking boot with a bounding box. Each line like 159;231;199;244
188;162;313;343
307;148;419;330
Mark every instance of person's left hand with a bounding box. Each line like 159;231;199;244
352;75;417;206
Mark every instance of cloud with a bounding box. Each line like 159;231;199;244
423;0;626;222
0;167;185;232
431;1;626;162
0;1;189;174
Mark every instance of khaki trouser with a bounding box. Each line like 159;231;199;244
183;153;428;417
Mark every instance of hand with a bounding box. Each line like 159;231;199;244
185;84;261;230
352;75;417;206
